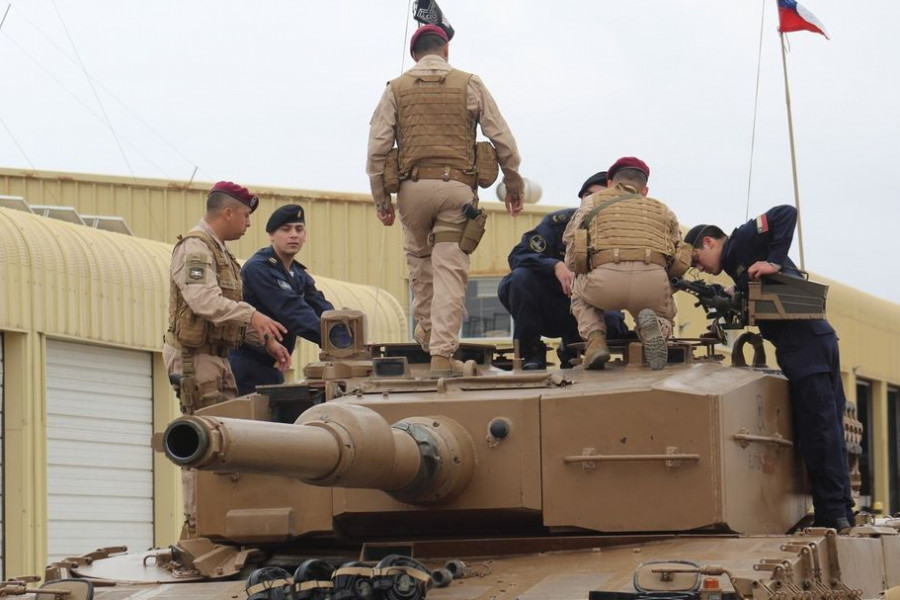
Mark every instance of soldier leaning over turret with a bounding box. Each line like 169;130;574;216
563;157;692;371
685;205;854;530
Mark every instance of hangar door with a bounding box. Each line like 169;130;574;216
45;340;153;563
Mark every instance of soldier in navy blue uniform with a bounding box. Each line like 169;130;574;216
230;204;337;395
498;172;627;369
685;205;854;530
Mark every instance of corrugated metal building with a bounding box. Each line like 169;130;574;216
0;166;899;576
0;191;407;578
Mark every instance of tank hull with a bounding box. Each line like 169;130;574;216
65;532;899;600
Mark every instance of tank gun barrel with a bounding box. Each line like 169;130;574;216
162;403;476;504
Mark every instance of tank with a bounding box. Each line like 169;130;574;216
20;310;895;600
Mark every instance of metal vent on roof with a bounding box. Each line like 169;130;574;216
29;204;86;225
81;215;134;236
0;195;33;213
0;198;134;236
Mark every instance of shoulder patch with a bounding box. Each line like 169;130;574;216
183;251;210;285
528;234;548;253
756;214;769;234
551;210;574;224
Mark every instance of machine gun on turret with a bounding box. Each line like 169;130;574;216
671;277;747;331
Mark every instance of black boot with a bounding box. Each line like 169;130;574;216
522;340;547;370
557;341;578;369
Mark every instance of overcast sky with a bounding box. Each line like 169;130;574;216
1;1;898;304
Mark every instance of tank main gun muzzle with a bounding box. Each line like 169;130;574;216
162;403;476;504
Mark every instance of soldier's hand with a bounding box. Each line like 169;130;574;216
553;261;575;297
747;261;780;280
503;174;525;216
377;203;396;226
265;339;292;372
505;193;523;217
250;311;287;342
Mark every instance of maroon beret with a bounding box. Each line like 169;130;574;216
410;24;449;59
608;157;650;181
209;181;259;213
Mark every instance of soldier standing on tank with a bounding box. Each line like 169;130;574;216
164;181;291;414
366;23;525;377
230;204;347;396
685;205;854;530
498;171;628;369
563;157;692;371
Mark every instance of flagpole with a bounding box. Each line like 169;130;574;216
778;31;806;272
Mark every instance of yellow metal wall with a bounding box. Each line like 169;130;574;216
0;167;551;322
0;201;406;577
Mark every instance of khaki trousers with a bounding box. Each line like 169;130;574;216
398;179;473;357
571;262;677;339
163;343;237;534
163;343;238;411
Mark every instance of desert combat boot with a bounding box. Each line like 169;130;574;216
637;308;668;371
583;332;611;370
414;322;431;353
430;355;465;378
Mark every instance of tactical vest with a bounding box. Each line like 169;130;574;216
390;69;476;179
573;188;676;274
587;190;673;253
167;231;244;351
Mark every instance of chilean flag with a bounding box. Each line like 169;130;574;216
778;0;829;39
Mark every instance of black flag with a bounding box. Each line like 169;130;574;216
413;0;455;40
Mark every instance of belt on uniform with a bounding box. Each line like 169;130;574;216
409;165;476;189
193;345;233;358
164;332;233;358
591;248;668;269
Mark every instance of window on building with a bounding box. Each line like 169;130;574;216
889;386;900;514
407;277;513;342
856;380;874;510
462;277;511;339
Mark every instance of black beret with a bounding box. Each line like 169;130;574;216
266;204;305;233
577;171;608;199
684;224;710;248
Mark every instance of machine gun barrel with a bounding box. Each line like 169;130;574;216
671;278;746;328
162;403;476;504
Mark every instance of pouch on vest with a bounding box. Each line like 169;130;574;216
573;229;589;275
179;374;199;414
667;244;693;278
459;207;488;254
174;305;208;348
475;141;499;189
384;148;400;194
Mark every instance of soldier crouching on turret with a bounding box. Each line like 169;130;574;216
562;157;693;371
498;171;628;370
